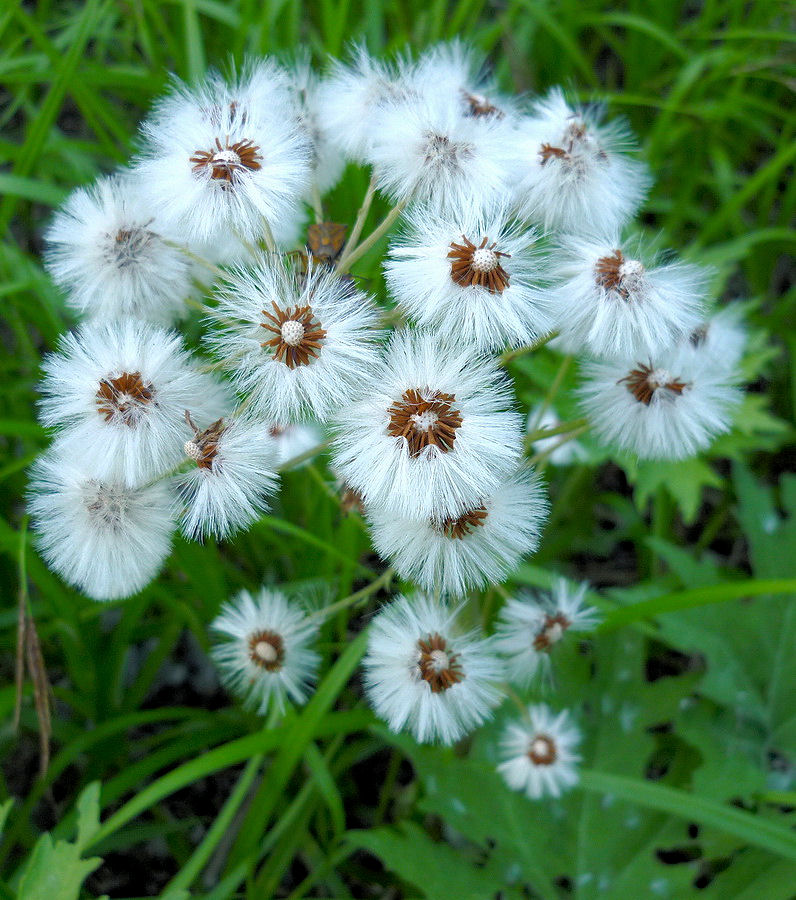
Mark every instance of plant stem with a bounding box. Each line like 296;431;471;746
525;416;589;449
337;199;406;272
528;424;590;468
166;240;224;278
339;174;377;265
310;181;324;223
276;439;332;472
312;567;394;620
500;330;561;365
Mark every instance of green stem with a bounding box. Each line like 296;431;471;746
339;174;377;265
525;416;589;448
165;240;224;279
337;199;406;272
500;330;561;365
527;424;590;468
277;439;331;472
311;568;394;620
310;181;324;223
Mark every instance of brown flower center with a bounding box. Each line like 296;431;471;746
539;120;605;165
260;301;327;369
436;506;489;540
594;249;645;300
618;363;689;406
417;633;464;693
528;734;557;765
96;371;155;425
190;137;262;183
448;235;511;293
462;90;504;119
387;388;463;457
247;630;285;672
184;412;226;470
533;613;571;651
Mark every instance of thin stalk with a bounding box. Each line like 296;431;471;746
528;424;590;468
311;568;394;620
277;439;332;472
260;217;276;253
339;174;377;265
310;181;324;223
337;199;407;272
166;239;224;279
525;417;589;449
500;330;561;365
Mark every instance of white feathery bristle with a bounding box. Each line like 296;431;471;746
211;588;320;714
362;593;504;744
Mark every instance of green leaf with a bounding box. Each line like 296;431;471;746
630;457;723;524
16;784;103;900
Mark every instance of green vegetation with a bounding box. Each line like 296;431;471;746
1;0;793;897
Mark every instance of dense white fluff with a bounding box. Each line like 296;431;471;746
551;236;706;359
269;421;324;469
39;319;230;487
494;579;599;686
363;593;504;744
366;93;513;212
211;588;320;714
27;446;175;600
44;175;192;323
579;348;742;460
384;204;553;351
176;414;280;540
367;467;548;597
133;62;310;245
677;305;748;375
288;54;346;195
527;405;588;466
498;704;581;799
207;256;381;423
414;41;517;121
508;88;650;234
332;329;524;521
316;45;420;163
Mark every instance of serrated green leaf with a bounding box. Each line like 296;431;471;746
630;457;723;524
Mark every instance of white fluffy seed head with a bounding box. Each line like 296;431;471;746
211;588;320;715
498;704;582;799
362;593;505;744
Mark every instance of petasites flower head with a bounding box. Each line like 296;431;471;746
550;236;707;360
211;588;320;715
384;203;553;351
494;578;599;686
44;174;193;324
176;413;280;541
207;254;381;423
27;445;175;600
332;329;524;521
414;40;516;122
133;61;310;245
508;88;650;234
365;92;513;213
367;467;548;597
287;53;346;196
316;45;421;163
498;704;581;799
363;593;505;744
578;347;742;460
38;319;230;487
679;304;748;376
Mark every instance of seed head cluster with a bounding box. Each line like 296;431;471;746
28;43;746;788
